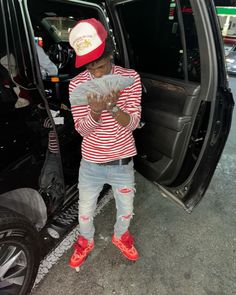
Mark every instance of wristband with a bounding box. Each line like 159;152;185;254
110;105;119;115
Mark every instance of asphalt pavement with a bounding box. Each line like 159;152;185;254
32;78;236;295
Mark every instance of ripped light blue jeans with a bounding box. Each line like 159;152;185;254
78;158;135;242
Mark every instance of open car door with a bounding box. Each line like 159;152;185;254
23;0;234;213
107;0;234;212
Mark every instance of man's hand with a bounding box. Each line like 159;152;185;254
105;90;120;112
87;93;106;114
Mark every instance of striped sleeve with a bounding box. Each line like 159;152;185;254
69;74;101;137
71;105;101;137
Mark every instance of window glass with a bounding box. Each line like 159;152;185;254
0;0;42;110
0;8;7;66
4;0;34;87
117;0;200;82
43;17;77;41
117;0;184;79
0;6;19;114
180;0;201;82
0;3;41;170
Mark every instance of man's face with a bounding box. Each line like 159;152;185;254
86;56;112;78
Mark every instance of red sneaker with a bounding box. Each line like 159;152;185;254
69;236;94;269
112;231;139;261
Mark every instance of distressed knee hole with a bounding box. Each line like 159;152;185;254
80;215;90;222
118;213;133;221
122;214;131;220
118;187;133;194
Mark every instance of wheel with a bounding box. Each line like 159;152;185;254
0;206;40;295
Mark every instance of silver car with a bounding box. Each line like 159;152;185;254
226;44;236;74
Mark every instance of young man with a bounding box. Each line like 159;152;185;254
68;18;142;269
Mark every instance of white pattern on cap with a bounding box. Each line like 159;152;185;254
69;18;108;68
70;23;102;56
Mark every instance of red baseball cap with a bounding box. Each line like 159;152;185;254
69;18;108;68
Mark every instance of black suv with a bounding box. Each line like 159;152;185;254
0;0;234;294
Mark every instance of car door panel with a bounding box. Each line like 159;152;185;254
135;77;200;184
110;0;234;211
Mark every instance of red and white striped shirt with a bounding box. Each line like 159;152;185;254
69;65;142;163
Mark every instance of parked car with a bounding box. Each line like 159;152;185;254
224;43;235;56
226;44;236;74
0;0;234;294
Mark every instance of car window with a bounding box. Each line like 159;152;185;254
0;8;8;69
180;0;200;82
0;7;19;115
116;0;200;82
43;17;77;42
2;0;36;88
0;2;21;83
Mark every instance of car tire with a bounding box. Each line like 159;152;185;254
0;206;40;295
